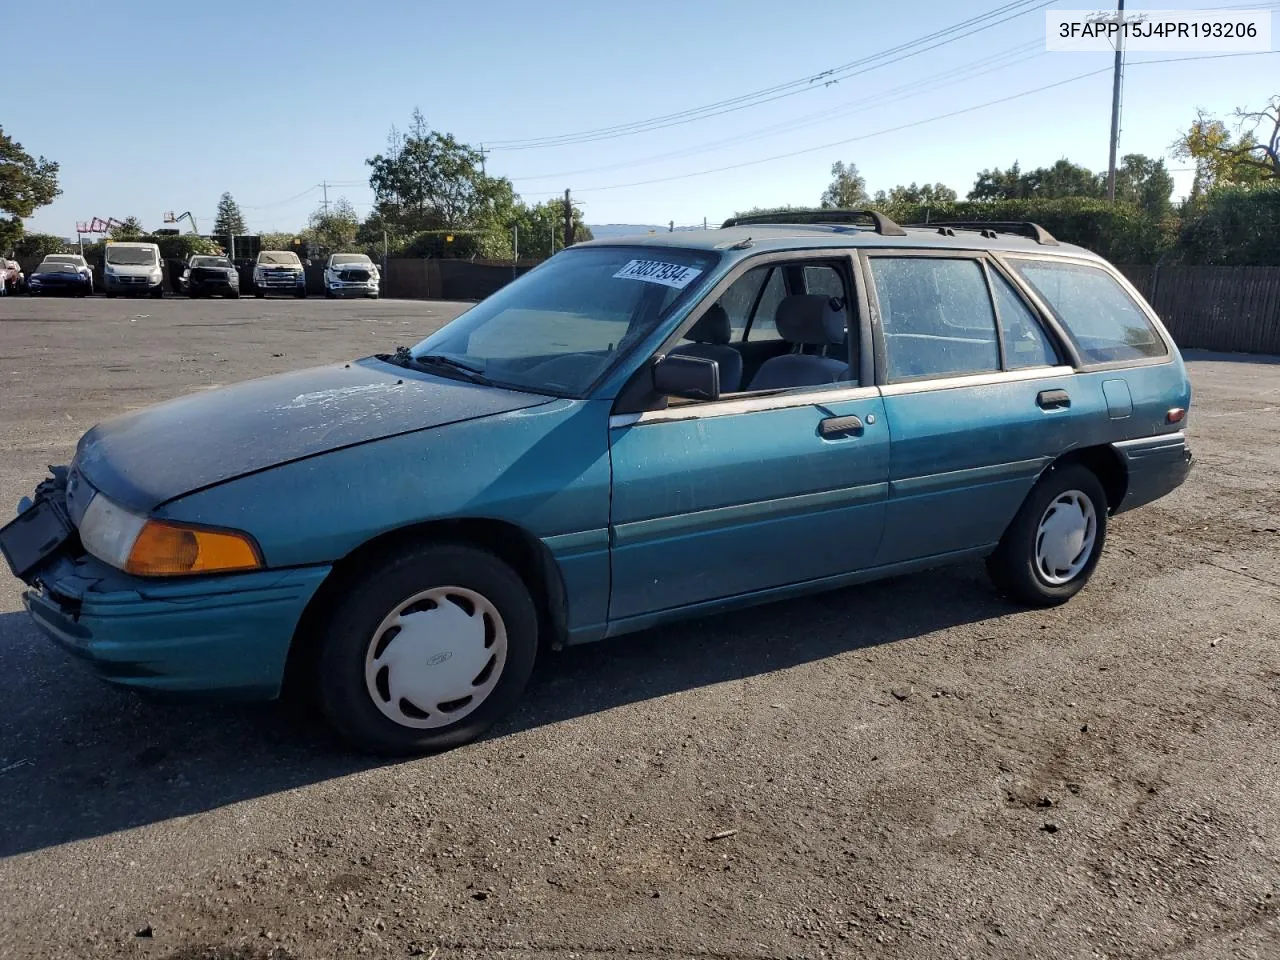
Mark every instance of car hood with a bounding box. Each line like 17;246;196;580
73;358;552;511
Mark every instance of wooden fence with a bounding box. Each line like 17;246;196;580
1118;264;1280;356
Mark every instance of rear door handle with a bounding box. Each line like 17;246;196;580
819;414;864;438
1037;389;1071;410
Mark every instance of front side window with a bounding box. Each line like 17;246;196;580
743;268;787;340
1007;259;1167;363
716;265;769;337
990;269;1059;369
411;245;718;397
870;257;1000;381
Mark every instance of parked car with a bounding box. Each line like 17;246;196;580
253;250;306;298
324;253;380;299
103;242;164;298
27;261;92;297
182;254;241;298
41;253;93;293
0;211;1194;755
2;259;23;294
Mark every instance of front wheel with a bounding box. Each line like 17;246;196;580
294;289;307;299
254;290;265;298
315;543;539;755
986;463;1108;607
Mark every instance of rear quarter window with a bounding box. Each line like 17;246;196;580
1007;259;1167;364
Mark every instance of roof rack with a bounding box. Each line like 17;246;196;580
904;220;1059;245
720;209;907;237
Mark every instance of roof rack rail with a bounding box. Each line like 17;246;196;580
720;209;907;237
904;220;1059;245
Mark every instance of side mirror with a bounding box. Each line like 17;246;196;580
652;353;720;402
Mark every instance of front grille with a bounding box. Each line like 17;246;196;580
192;269;231;283
338;269;372;282
117;275;147;285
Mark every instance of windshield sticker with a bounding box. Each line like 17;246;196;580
612;259;703;289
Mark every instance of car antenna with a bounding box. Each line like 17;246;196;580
729;236;754;249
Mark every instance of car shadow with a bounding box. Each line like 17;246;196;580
0;562;1012;858
1182;348;1280;365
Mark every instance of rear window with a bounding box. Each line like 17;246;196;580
1007;259;1167;363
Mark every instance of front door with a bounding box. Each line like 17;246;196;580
606;252;889;626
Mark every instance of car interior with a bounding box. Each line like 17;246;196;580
667;259;858;396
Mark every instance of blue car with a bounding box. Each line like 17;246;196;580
0;211;1193;754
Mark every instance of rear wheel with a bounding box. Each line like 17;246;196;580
315;543;539;756
987;463;1108;606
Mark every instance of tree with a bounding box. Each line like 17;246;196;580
731;204;804;218
260;231;302;252
109;216;146;240
873;182;958;205
212;192;246;237
367;109;513;232
306;197;360;254
0;126;61;252
13;233;69;260
1113;154;1175;217
970;159;1104;201
1173;101;1278;200
819;161;869;208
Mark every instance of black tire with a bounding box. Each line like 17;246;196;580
226;290;239;299
315;543;539;756
104;291;114;298
294;290;307;299
254;290;265;298
150;287;164;299
986;463;1108;607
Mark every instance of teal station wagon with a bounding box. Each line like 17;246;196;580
1;211;1193;754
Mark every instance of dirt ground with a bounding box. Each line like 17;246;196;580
0;295;1277;960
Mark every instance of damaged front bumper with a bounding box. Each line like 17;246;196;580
6;473;330;699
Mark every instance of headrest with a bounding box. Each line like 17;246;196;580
776;295;845;346
684;304;731;345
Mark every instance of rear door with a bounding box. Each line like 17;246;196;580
863;251;1092;566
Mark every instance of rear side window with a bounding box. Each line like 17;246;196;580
990;269;1059;369
1008;259;1167;363
869;257;1000;380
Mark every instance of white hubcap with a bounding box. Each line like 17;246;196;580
1035;490;1097;585
364;586;507;729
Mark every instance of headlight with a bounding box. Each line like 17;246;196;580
150;268;163;280
79;493;262;576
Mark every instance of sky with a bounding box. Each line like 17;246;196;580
7;0;1278;238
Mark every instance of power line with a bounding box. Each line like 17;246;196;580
508;41;1045;183
559;50;1279;196
486;0;1056;150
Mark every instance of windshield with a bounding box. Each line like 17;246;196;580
36;263;76;274
332;254;371;266
192;256;232;268
45;255;82;266
106;246;157;266
409;245;719;397
258;251;300;265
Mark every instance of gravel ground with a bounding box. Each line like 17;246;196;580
0;296;1277;960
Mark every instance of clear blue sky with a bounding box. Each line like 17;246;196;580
9;0;1277;237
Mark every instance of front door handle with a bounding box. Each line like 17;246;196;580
819;414;864;438
1037;389;1071;410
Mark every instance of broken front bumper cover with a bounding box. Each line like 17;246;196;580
6;469;330;699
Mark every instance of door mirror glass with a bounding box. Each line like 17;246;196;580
653;353;720;402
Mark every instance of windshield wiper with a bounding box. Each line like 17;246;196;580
387;346;490;384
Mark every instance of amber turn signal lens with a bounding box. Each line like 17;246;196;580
125;521;262;576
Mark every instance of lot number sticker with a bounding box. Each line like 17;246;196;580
613;259;703;289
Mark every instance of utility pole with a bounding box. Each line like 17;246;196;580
512;224;519;280
669;220;674;232
322;181;330;216
1106;0;1125;203
563;189;573;248
479;145;488;176
703;217;707;230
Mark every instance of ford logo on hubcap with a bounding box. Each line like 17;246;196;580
427;652;453;666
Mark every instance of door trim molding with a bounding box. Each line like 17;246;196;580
609;384;881;427
878;365;1074;397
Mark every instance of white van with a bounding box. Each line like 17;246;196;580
103;242;164;298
